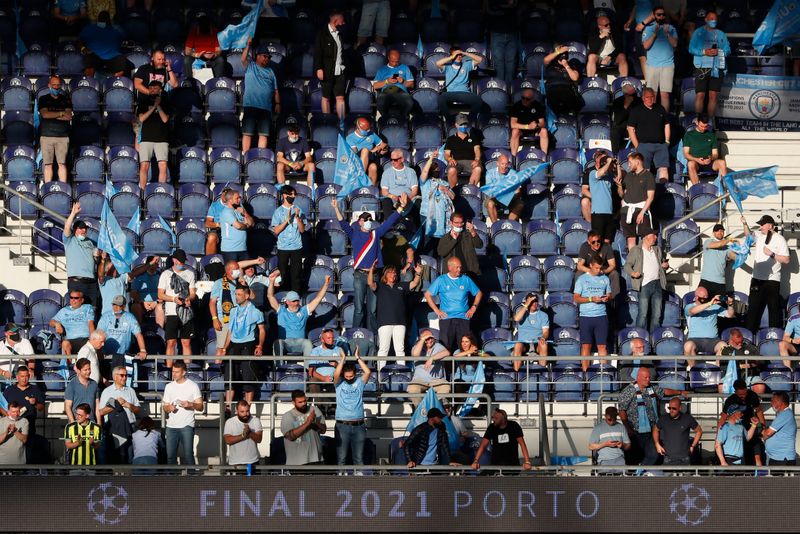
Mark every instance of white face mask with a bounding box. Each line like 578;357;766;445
362;220;374;231
288;135;299;143
230;269;241;279
452;226;463;234
76;234;86;241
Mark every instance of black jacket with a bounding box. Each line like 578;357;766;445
313;25;342;78
404;422;451;465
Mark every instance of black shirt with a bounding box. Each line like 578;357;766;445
483;420;524;465
375;281;411;327
134;64;168;110
719;341;764;378
38;94;72;137
510;100;544;127
545;57;583;85
276;137;311;161
627;102;668;144
140;99;170;143
3;384;44;427
722;390;762;430
656;412;698;458
622;169;656;204
611;95;642;128
577;242;614;269
445;133;480;161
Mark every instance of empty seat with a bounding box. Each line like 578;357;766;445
103;76;135;113
546;291;578;328
28;288;62;326
205;77;237;113
579;77;611;113
140;218;175;255
553;184;582;220
543;255;575;293
178;183;210;218
509;255;542;293
209;147;241;183
40;181;73;217
69;76;101;112
3;145;36;182
0;289;27;326
5;181;38;218
75;182;106;219
144;183;176;219
244;148;276;184
526;220;559;256
108;146;139;183
2;76;33;112
175;218;206;257
560;218;590;256
477;78;509;114
178;147;208;183
664;218;700;256
490;219;523;256
550;148;582;184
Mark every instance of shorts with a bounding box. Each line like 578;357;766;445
214;322;230;349
40;136;69;165
454;159;476;175
698;280;726;300
84;53;128;74
688;337;720;354
579;315;608;347
139;141;169;162
222;250;249;263
645;65;674;94
321;73;347;100
636;142;670;169
67;337;88;353
693;68;723;93
242;107;272;137
165;315;195;341
484;193;525;215
620;208;654;239
590;213;617;243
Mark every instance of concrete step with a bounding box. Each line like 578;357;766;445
0;248;67;294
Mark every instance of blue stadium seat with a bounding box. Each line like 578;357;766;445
380;364;413;400
490;219;523;256
108;146;139;183
757;327;784;357
178;147;208;183
688;183;720;221
484;148;512;173
313;146;337;184
579;77;611;113
689;363;721;393
411;76;440;113
244;148;276;184
543;255;575;293
140;218;175;255
208;113;240;148
517;364;550;401
310;114;340;148
552;364;585;401
314;183;342;221
2;111;34;145
587;363;617;400
661;291;681;328
546;291;578;329
655;182;687;220
611;76;643;99
664;218;700;256
347;77;375;114
579;114;612;145
479;113;510;149
288;183;313;217
110;183;141;219
526;220;559;256
680;77;695;113
550;148;582;184
3;145;35;182
67;76;100;112
553;184;582;220
763;364;793;394
337;256;355;293
172;113;204;148
422;44;450;79
72;145;104;182
39;181;72;217
0;289;27;326
5;181;37;218
522;42;550;79
560;218;590;256
652;327;685;357
477;78;509;114
476;292;511;330
28;288;62;327
451;183;481;220
348;186;381;213
175;218;206;257
205;77;237;113
616;289;639;328
617;327;651;355
489;367;518;401
103;76;134;113
209;148;241;184
377;115;409;147
144;183;176;219
75;182;106;219
247;219;276;256
168;78;203;117
1;76;33;112
516;147;548;177
21;46;50;77
509;255;542;293
245;183;278;221
524;183;550;220
307;255;336;293
787;293;800;317
410;114;442;148
178;183;210;218
34;218;65;255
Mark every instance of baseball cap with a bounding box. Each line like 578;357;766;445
282;291;301;302
756;215;775;226
256;43;271;56
712;223;725;232
426;408;444;419
171;248;187;263
455;114;469;126
73;220;88;230
112;295;127;306
5;323;20;334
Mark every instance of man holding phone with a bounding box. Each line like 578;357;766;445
574;255;612;372
372;49;415;118
683;286;734;366
589;406;630;467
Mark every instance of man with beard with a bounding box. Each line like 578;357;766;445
223;399;263;469
281;390;327;465
470;408;533;470
404;408;453;468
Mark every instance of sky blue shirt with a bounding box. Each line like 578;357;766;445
131;272;159;302
642;23;677;67
64;235;96;278
588;169;613;215
78;24;124;60
206;198;226;222
766;408;797;461
442;57;474;93
784;314;800;340
309;345;341;367
57;0;86;16
335;378;366;420
688;26;731;72
517;309;549;342
717;422;745;463
99;275;128;316
374;64;413;93
419;178;451;238
380;166;418;197
574;274;611;317
277;305;309;339
243;62;278;110
427;274;480;320
700;238;728;284
271;205;305;251
685;303;724;339
53;304;95;339
346;130;382;153
228;302;264;343
97;310;141;355
422;427;439;465
220;207;247;252
412;342;448;383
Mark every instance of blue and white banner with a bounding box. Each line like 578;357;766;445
405;388;460;453
126;207;141;235
753;0;800;54
333;134;370;202
457;361;485;417
98;200;138;275
730;234;755;271
217;0;263;51
717;74;800;131
480;163;548;207
722;166;779;213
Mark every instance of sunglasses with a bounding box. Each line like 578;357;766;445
668;407;680;411
391;157;403;161
69;296;82;300
589;240;601;244
117;373;128;377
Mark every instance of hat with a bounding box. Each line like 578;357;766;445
255;43;271;56
756;214;775;226
282;291;301;303
5;323;20;334
426;408;444;419
112;295;127;306
726;405;742;416
455;114;469;126
73;220;88;230
171;248;187;263
712;223;725;232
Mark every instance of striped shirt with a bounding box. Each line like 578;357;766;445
65;421;101;465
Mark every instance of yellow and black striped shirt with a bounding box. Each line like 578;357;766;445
64;421;101;465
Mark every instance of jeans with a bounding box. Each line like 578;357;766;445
376;92;414;118
490;32;517;86
377;325;406;358
335;423;367;465
663;455;690;465
275;338;313;358
438;92;483;119
353;270;377;332
636;280;663;333
631;431;659;466
277;248;303;295
166;426;196;465
182;54;226;79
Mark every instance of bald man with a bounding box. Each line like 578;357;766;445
586;15;629;78
425;257;482;352
345;117;388;185
372;49;415;118
483;154;526;223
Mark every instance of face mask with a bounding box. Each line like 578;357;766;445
335;24;345;32
345;377;357;384
452;226;463;234
707;19;717;28
457;125;469;133
288;135;299;143
76;234;86;241
358;128;370;136
49;88;61;96
238;415;251;423
230;269;241;279
231;203;241;209
362;220;374;231
8;333;20;343
174;264;185;271
96;22;107;28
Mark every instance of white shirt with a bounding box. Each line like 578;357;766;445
224;415;263;465
77;343;101;383
328;24;344;75
0;339;34;376
641;246;660;287
163;379;202;428
752;231;789;282
99;383;140;423
158;268;196;316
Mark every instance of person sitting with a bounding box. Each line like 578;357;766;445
510;88;548;155
542;45;584;116
372;49;415;118
50;290;95;355
407;329;451;408
275;124;315;189
681;113;728;185
78;10;127;77
586;14;629;77
267;270;331;358
436;47;484;120
444;114;482;188
183;13;226;79
345;117;388;186
512;293;550;370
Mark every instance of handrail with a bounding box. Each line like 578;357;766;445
661;192;730;241
0;181;68;224
538;395;550;466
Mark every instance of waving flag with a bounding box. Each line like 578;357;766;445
540;64;558;134
721;358;738;395
730;234;755;271
333;134;370;203
722;166;779;213
406;388;460;453
104;179;117;201
98;200;137;274
481;162;549;207
157;214;177;243
753;0;800;53
217;0;263;50
458;361;485;417
126;207;141;235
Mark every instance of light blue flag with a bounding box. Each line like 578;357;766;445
14;2;25;59
550;455;590;465
721;358;738;395
481;162;549;207
126;207;141;235
417;35;424;59
722;166;779;213
405;388;460;453
0;390;6;411
157;214;177;243
457;361;485;417
753;0;800;54
540;64;558;133
104;179;117;201
33;96;39;131
333;134;370;202
730;234;755;271
58;358;70;382
676;139;687;170
217;0;263;51
98;200;138;274
409;219;425;249
578;139;586;167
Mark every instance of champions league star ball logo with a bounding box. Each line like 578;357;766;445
749;90;781;120
87;483;130;525
669;484;711;526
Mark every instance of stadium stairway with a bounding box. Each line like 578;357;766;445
0;235;66;295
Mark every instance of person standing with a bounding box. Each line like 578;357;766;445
223;400;263;468
136;80;170;189
653;397;702;465
576;230;620;297
641;6;678;111
404;407;453;469
486;0;519;86
470;408;533;470
162;361;203;465
626;88;670;183
220;189;255;263
356;0;390;47
573;255;612;372
157;250;197;367
280;390;326;465
98;365;140;464
698;221;741;298
616;151;656;249
745;215;790;333
220;285;266;405
418;152;455;255
761;392;797;466
688;9;730;119
582;152;621;243
64;358;100;423
64;403;101;466
38;75;73;183
718;379;767;466
240;39;280;153
133;49;178;111
624;230;669;333
437;213;483;279
0;402;28;465
333;349;371;467
589;406;631;467
96;295;147;380
314;10;347;122
368;261;422;360
63;202;99;308
271;185;306;294
424;257;483;353
715;407;758;466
